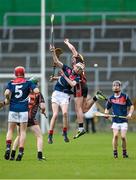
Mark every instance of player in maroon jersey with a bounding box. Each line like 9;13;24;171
64;39;106;138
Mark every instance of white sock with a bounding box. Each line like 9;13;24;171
78;127;84;132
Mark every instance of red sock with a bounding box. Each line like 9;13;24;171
19;147;24;153
63;127;67;132
49;130;53;135
6;140;12;148
6;140;12;144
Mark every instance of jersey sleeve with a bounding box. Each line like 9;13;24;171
5;82;11;90
62;64;67;71
62;64;72;73
126;96;133;106
29;81;37;90
106;99;112;109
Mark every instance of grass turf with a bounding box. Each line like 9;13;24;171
0;131;136;179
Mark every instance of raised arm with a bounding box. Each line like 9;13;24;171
50;45;63;68
64;39;78;56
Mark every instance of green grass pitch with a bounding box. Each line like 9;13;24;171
0;131;136;179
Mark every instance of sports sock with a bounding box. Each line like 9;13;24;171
78;123;84;131
49;130;53;135
63;127;67;132
38;151;43;159
123;149;127;156
6;140;12;150
63;127;67;134
113;150;118;157
79;123;83;128
19;147;24;154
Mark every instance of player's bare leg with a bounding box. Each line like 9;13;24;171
4;122;16;160
10;125;20;160
48;103;59;144
73;97;86;139
83;91;107;113
112;129;119;158
83;97;95;113
60;104;69;142
30;125;45;160
16;122;27;161
121;130;128;158
10;136;19;160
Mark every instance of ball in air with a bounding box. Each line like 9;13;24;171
94;63;98;67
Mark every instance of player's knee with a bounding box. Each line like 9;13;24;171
121;136;126;141
113;134;118;140
37;133;43;139
20;130;26;138
63;112;68;118
53;113;58;119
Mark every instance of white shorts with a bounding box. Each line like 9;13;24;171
51;90;70;105
8;111;28;123
111;122;128;131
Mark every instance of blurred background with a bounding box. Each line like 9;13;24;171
0;0;136;133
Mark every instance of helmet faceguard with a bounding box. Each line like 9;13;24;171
75;62;85;70
73;62;85;75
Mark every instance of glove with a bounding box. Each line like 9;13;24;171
55;48;63;58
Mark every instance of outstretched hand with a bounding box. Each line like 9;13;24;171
49;44;55;52
49;75;54;82
49;75;59;82
64;38;69;44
